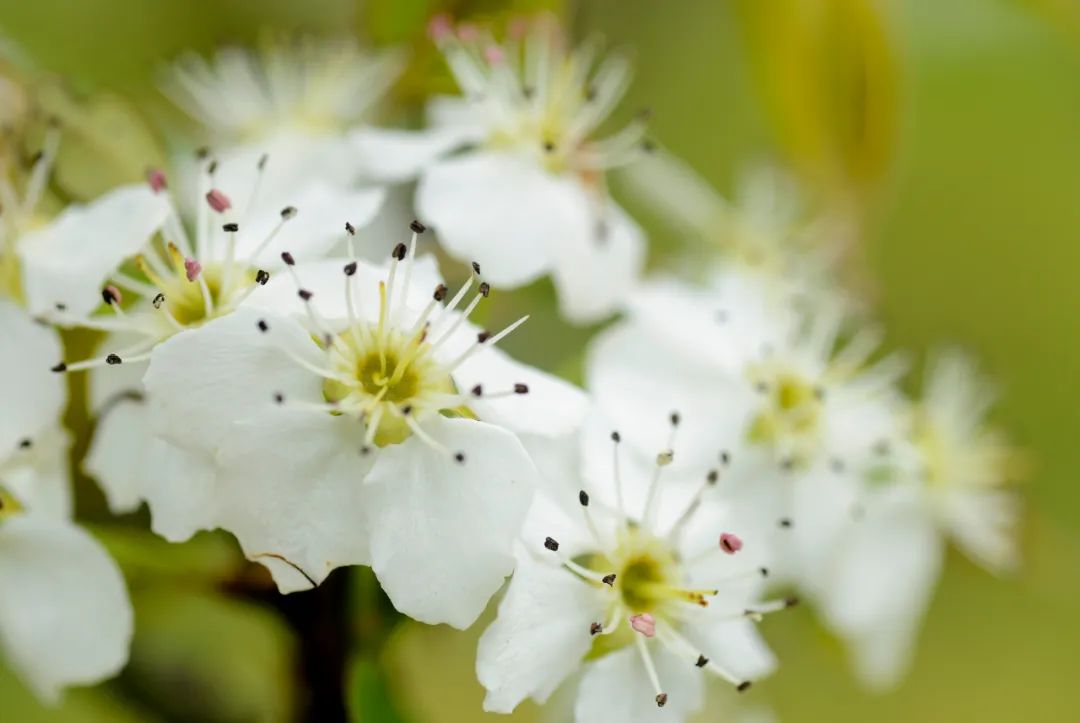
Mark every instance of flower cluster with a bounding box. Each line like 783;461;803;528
0;12;1018;720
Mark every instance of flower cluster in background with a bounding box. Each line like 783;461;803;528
0;2;1052;722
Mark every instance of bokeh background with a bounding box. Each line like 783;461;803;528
1;0;1078;720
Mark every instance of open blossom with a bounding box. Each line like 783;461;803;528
352;15;647;322
622;154;844;297
818;350;1020;688
16;152;384;520
141;227;587;627
477;414;783;722
0;300;132;701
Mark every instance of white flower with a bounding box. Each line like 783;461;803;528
164;38;402;147
622;154;844;297
818;349;1019;688
585;272;908;666
477;414;781;722
17;152;383;521
0;300;132;702
140;229;587;628
352;15;647;322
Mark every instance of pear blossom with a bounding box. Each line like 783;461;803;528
140;226;587;627
352;15;647;322
0;300;133;701
818;349;1020;688
477;413;783;722
585;272;907;658
622;154;844;297
16;151;383;526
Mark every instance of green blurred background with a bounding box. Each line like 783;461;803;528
1;0;1079;720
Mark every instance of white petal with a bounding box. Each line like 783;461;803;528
83;396;150;514
211;406;374;593
452;345;589;438
940;486;1019;574
244;256;442;326
235;181;386;267
477;543;606;712
144;308;322;454
0;301;65;455
417;151;587;286
19;185;169;317
821;487;943;689
142;442;219;544
574;644;704;723
350;125;476;183
0;516;132;702
549;202;645;323
682;618;777;683
364;416;538;628
586;320;754;471
0;429;72;520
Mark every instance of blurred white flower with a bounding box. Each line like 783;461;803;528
622;153;844;297
819;349;1020;689
164;38;401;146
141;229;587;627
352;15;647;322
477;414;781;722
17;153;383;519
0;300;132;702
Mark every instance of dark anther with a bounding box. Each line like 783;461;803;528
410;219;427;234
543;537;559;552
255;269;270;285
51;362;67;373
601;574;616;586
611;430;621;443
152;293;165;309
345;221;355;235
695;655;709;668
257;153;269;170
195;146;210;160
281;206;298;219
479;282;491;297
513;383;528;394
298;289;313;301
471;261;481;275
477;331;491;343
578;490;589;506
670;411;680;426
759;567;770;577
207;160;218;175
222;222;239;232
392;243;407;261
105;354;122;365
343;261;358;276
18;438;32;449
257;319;269;333
281;251;296;266
720;450;731;465
641;139;656;153
542;140;556;152
784;596;799;608
101;287;119;305
273;392;285;404
778;518;793;528
433;284;448;301
454;451;466;464
590;622;602;636
655;694;668;708
706;469;719;485
54;303;67;311
470;384;483;397
401;405;413;416
737;681;752;693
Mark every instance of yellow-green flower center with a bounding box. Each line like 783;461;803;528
746;366;824;467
